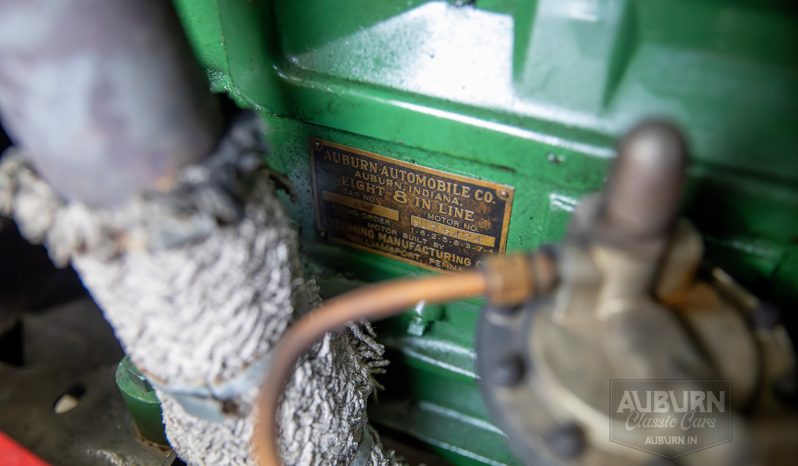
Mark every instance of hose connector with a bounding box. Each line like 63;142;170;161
484;250;559;308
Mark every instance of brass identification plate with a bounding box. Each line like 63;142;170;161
310;138;514;272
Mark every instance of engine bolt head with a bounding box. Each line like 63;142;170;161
545;423;586;459
492;354;526;387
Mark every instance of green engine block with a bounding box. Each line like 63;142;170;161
173;1;798;464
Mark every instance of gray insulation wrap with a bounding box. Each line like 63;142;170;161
0;117;398;466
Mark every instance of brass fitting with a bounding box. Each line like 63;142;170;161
484;250;558;308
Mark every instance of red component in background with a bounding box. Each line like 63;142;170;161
0;432;48;466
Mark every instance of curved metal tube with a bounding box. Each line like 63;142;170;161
0;0;221;206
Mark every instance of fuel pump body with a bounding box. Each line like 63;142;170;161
174;1;798;464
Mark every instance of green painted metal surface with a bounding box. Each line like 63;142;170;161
173;1;798;463
116;357;168;446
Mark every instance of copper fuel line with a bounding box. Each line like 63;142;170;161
253;251;558;466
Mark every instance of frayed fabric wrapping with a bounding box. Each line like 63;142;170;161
0;116;397;466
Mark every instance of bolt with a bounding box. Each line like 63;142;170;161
313;141;322;151
545;423;585;459
491;354;526;387
498;190;510;200
414;301;444;321
407;317;428;337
